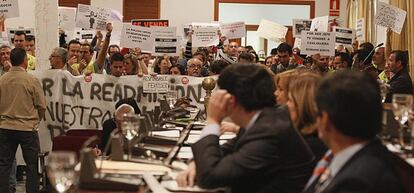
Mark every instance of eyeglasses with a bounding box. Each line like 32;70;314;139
188;64;202;69
229;46;238;48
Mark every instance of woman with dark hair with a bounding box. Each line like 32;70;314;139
153;56;172;74
169;64;185;75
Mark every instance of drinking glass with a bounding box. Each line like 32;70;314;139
392;94;413;149
121;113;140;159
166;90;178;109
378;80;390;103
47;151;77;193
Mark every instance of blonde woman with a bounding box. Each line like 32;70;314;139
124;54;148;76
274;69;299;105
286;72;327;160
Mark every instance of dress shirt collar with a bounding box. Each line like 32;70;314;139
245;111;261;131
329;141;367;178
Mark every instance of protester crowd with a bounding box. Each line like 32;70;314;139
0;18;413;193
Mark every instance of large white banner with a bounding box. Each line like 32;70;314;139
30;70;209;130
375;2;406;34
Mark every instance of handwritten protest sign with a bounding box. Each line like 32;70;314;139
220;22;246;39
293;19;312;37
257;19;288;42
375;2;406;34
356;18;365;42
0;0;19;18
333;26;354;46
192;27;219;47
120;24;154;53
75;4;111;30
310;16;329;32
143;75;169;93
58;7;76;33
132;19;169;27
301;31;335;56
190;22;220;29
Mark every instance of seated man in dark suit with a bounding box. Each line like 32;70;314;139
302;71;406;193
384;50;413;103
177;64;315;193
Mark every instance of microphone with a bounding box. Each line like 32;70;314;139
362;43;384;64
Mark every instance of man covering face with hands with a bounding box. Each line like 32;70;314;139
177;64;314;193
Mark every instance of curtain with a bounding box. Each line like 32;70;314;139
388;0;413;75
346;0;376;44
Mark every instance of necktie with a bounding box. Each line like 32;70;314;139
304;150;334;191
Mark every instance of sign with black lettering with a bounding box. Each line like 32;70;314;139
333;26;354;46
120;24;154;52
143;75;169;93
375;2;406;34
30;70;210;130
0;0;19;18
301;31;335;56
75;4;111;30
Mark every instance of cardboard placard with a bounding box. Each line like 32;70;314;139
301;31;336;56
75;4;111;30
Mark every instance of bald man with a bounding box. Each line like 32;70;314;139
186;58;203;77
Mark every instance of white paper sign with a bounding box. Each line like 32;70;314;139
293;19;312;37
293;38;302;49
0;0;19;18
120;24;154;53
257;19;288;42
333;26;354;46
75;4;111;30
154;36;180;56
142;75;169;93
310;16;329;32
58;7;76;33
151;26;176;38
301;31;336;56
190;22;220;29
375;2;406;34
220;22;246;39
192;27;219;47
356;18;365;42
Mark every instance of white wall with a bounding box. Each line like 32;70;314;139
160;0;214;31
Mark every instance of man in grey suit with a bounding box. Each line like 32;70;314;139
302;71;408;193
177;64;315;193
